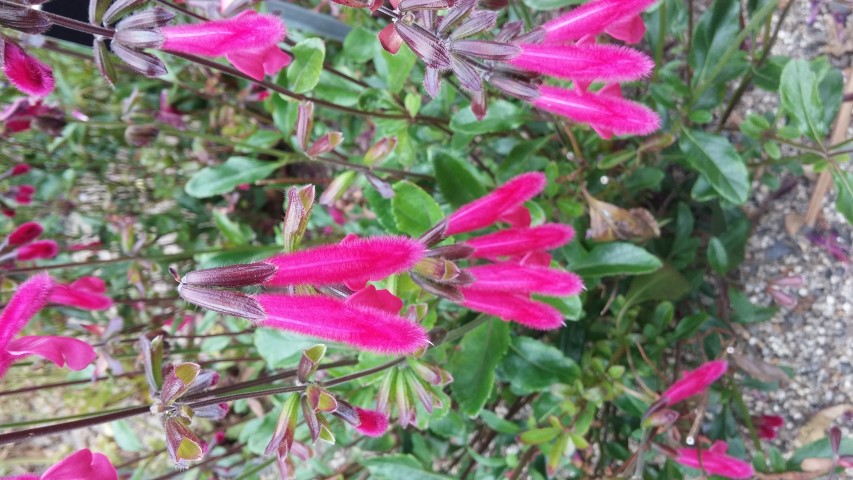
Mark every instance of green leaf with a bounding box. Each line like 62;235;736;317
833;170;853;224
448;319;510;416
521;0;582;11
499;337;581;395
450;100;528;135
342;27;374;64
112;420;143;452
625;264;691;306
679;129;749;205
689;0;740;86
671;313;709;341
465;447;506;467
404;93;421;118
185;157;287;198
212;209;254;245
729;288;777;324
374;43;416;94
287;38;325;94
568;243;662;277
432;151;486;208
391;180;444;237
315;70;361;107
254;329;319;368
788;436;853;467
362;454;453;480
365;187;400;234
479;410;521;434
518;427;561;445
707;236;729;273
779;59;826;142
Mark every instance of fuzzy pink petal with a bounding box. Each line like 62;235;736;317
466;263;583;296
532;85;660;137
161;11;286;57
226;44;291;81
674;443;755;479
7;222;42;246
446;173;546;236
6;335;97;370
460;289;564;330
0;273;54;349
354;407;389;437
49;284;113;311
263;236;425;286
605;15;647;44
465;224;575;259
2;42;55;97
347;285;404;315
541;0;657;44
41;449;117;480
661;360;728;406
15;240;59;261
256;294;428;355
510;44;653;83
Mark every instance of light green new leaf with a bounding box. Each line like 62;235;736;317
287;38;325;94
185;157;287;198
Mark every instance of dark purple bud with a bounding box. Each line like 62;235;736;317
296;101;314;151
193;402;229;420
418;218;448;247
451;40;521;61
102;0;146;25
515;27;546;44
451;55;482;92
364;137;397;166
178;263;278;288
0;5;51;34
488;74;540;101
395;21;451;69
471;89;487;120
450;10;498;39
438;0;477;34
114;29;165;49
425;244;475;259
333;399;360;426
177;284;266;321
365;172;395;199
301;395;321;443
424;67;442;98
495;20;524;42
830;426;842;456
411;273;464;302
112;42;167;77
115;7;175;30
124;124;160;147
398;0;452;10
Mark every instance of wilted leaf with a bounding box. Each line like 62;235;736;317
730;353;790;384
796;404;853;446
583;188;660;242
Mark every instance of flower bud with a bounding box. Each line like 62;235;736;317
7;221;42;246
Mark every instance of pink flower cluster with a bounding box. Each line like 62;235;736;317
0;221;57;263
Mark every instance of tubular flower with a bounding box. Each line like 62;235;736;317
1;38;55;97
508;43;654;82
6;221;42;246
753;414;784;440
159;10;291;80
15;239;58;261
263;235;425;287
445;172;546;235
661;360;728;406
0;448;117;480
673;441;755;479
0;274;97;378
49;276;114;311
540;0;657;44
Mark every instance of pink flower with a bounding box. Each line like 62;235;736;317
541;0;657;45
509;44;653;83
49;276;113;311
465;263;583;296
353;407;389;437
11;164;31;176
160;11;291;80
445;173;546;236
674;441;755;479
0;448;117;480
256;294;428;355
348;285;404;314
6;222;42;246
263;236;425;287
1;40;55;97
530;85;660;138
0;274;97;378
15;239;58;261
459;288;564;330
661;360;728;406
464;224;575;259
753;414;784;440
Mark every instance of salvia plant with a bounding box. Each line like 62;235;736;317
0;0;852;477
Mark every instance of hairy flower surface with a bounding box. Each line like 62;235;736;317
540;0;657;44
445;172;546;235
1;40;54;97
661;360;727;406
509;44;653;82
674;441;755;479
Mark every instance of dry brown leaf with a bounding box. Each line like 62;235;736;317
796;404;853;445
731;353;791;384
583;189;660;242
800;457;835;473
784;212;804;236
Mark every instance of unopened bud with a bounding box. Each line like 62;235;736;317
364;137;397;167
176;284;266;321
306;132;343;157
296;101;314;151
642;409;679;429
176;262;277;288
11;164;30;176
297;344;326;384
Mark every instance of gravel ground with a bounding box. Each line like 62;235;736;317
735;0;853;469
